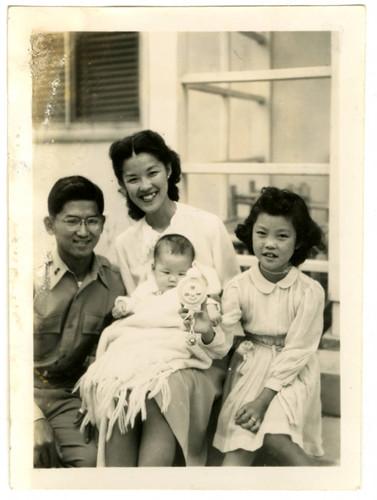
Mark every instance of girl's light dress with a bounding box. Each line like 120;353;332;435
114;202;240;465
213;265;325;457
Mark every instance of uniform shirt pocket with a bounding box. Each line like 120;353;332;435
82;313;105;336
34;313;63;359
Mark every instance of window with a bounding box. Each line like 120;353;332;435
179;32;334;306
31;31;140;135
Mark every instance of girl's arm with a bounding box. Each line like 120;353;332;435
264;280;325;393
195;280;244;359
219;280;245;353
180;304;227;359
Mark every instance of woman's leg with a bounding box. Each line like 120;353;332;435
222;449;256;466
263;433;313;466
138;398;176;467
105;420;141;467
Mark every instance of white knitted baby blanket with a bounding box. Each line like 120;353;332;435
74;288;218;465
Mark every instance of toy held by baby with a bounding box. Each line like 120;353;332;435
177;266;208;346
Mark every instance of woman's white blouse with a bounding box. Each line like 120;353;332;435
115;202;240;293
221;265;325;392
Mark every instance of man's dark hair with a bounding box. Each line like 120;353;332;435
47;176;104;216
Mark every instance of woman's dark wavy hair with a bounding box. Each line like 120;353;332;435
109;130;181;220
235;187;325;266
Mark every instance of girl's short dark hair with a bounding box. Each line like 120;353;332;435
47;176;104;216
109;130;181;220
154;234;195;262
235;186;325;266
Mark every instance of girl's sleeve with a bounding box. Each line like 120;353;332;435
264;281;325;392
190;281;244;359
192;325;227;359
219;281;245;354
115;234;137;294
211;217;240;286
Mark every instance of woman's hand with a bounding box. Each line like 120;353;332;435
96;329;124;356
234;388;277;432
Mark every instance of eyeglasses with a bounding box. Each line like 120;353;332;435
56;216;104;231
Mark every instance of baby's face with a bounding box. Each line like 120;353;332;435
153;250;192;293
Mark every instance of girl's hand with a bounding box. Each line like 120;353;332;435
234;400;267;432
179;302;215;344
234;388;277;432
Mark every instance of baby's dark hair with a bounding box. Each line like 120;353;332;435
47;176;104;216
109;130;181;221
235;186;325;266
154;234;195;263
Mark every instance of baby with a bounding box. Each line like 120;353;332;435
112;233;222;326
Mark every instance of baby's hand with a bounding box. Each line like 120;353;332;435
112;301;128;319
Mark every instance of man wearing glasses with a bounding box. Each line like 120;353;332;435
33;176;125;467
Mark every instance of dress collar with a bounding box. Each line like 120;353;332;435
249;264;299;294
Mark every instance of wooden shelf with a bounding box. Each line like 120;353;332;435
181;66;331;85
182;162;330;176
186;83;266;104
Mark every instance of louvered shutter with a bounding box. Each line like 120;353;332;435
74;32;139;123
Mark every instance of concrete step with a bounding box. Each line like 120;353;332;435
320;330;340;351
312;415;340;466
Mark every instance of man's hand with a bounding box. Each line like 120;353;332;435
34;418;62;468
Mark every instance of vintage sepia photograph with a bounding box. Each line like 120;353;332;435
8;3;366;492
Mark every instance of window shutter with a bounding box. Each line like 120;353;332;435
31;33;66;124
75;32;139;122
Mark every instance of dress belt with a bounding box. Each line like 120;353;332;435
243;331;286;348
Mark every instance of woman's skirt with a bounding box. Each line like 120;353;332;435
154;357;228;466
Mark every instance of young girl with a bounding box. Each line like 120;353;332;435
213;187;325;466
75;234;227;466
